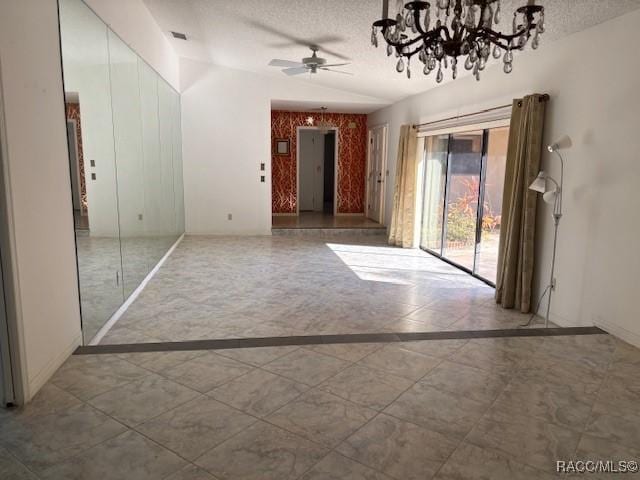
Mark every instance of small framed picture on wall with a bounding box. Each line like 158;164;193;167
274;139;290;156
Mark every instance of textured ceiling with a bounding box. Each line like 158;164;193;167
143;0;640;104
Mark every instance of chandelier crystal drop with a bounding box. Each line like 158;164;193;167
371;0;544;82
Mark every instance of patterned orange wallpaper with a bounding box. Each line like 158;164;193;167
66;103;88;214
271;110;368;214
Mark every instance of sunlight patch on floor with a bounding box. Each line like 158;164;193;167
325;242;478;286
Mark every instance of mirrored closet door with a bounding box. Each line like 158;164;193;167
59;0;185;344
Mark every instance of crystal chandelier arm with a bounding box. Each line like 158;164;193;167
381;24;446;51
479;23;540;45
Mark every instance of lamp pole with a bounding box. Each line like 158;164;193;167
543;151;564;328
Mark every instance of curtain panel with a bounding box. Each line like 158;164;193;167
388;125;418;248
495;94;547;312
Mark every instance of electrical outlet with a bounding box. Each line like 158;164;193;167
227;213;232;220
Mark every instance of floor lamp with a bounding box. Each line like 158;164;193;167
528;135;571;328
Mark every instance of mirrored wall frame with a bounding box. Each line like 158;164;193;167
59;0;184;344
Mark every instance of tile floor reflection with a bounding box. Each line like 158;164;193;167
1;334;638;479
100;234;548;345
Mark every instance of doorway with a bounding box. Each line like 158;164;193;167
66;115;89;231
297;127;337;215
366;125;387;224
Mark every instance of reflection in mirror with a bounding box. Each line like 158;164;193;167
139;60;166;269
158;79;179;252
60;0;123;342
59;0;184;344
109;31;147;298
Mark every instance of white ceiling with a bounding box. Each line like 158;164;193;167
143;0;640;106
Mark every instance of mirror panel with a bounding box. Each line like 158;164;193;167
139;60;166;269
108;31;147;298
172;91;185;235
60;0;123;343
158;80;178;250
59;0;184;344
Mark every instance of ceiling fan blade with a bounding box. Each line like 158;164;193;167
269;59;304;67
269;35;345;48
248;20;351;61
321;63;350;68
319;68;353;76
317;48;351;61
282;67;309;76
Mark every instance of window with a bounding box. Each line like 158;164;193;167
419;125;510;285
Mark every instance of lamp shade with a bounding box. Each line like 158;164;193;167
542;191;557;204
529;172;547;193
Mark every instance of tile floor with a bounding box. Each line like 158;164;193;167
100;234;547;345
1;333;639;479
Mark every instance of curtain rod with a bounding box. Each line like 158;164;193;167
412;94;550;130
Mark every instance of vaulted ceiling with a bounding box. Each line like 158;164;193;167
144;0;640;104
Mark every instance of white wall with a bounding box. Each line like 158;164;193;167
182;64;386;235
0;0;83;402
84;0;180;91
369;10;640;346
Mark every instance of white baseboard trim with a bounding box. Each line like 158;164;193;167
27;332;82;403
595;320;640;349
272;213;297;217
88;234;184;346
335;213;366;217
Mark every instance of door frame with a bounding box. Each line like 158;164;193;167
295;126;339;216
0;65;20;406
66;119;83;213
366;124;387;224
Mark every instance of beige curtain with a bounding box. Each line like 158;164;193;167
388;125;418;248
495;94;547;312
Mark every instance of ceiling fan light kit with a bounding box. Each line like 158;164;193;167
371;0;545;82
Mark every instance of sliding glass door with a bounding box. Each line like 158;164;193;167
476;127;509;281
443;131;483;271
420;126;509;285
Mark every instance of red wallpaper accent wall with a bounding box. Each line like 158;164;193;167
65;102;88;214
271;110;368;214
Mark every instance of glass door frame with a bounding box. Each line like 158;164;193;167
420;129;496;287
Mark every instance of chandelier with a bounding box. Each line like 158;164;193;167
371;0;545;82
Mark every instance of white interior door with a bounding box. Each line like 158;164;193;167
299;130;324;212
367;125;387;223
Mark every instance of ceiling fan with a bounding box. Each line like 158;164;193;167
268;46;352;76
